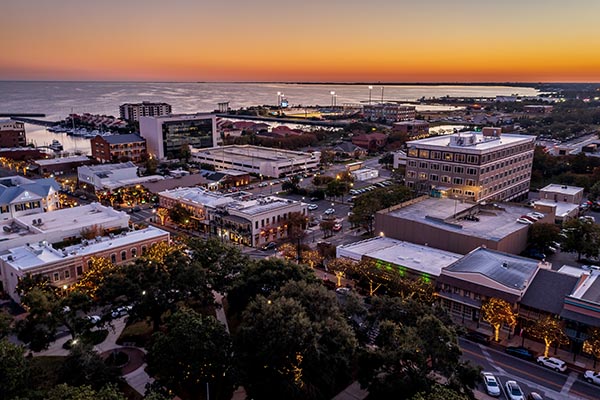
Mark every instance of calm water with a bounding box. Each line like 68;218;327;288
0;81;539;153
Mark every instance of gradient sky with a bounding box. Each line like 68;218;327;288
1;0;599;82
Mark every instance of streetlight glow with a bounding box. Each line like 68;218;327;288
330;91;336;107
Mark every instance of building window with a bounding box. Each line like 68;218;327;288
454;154;465;163
467;155;479;164
430;163;440;170
131;248;137;258
418;172;427;180
443;152;453;161
467;167;477;175
64;270;70;279
431;151;441;160
454;166;464;174
407;171;416;178
110;253;116;264
430;174;439;181
408;147;418;157
442;165;452;172
466;179;475;186
419;149;430;158
53;272;60;282
87;260;92;269
141;246;147;255
408;160;417;167
441;176;450;183
453;177;463;185
419;162;428;169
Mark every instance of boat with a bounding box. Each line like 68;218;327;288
49;139;63;152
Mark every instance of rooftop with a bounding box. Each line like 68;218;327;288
141;113;215;121
101;134;145;145
80;162;136;174
533;200;578;218
159;187;235;208
1;225;168;272
336;236;461;277
539;184;584;196
227;196;303;216
35;156;90;166
520;269;579;314
192;145;318;163
383;197;530;242
143;174;209;193
407;132;534;151
570;271;600;304
0;177;60;205
443;247;540;291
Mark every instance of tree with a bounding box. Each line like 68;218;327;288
168;203;193;226
583;327;600;368
147;309;234;399
320;150;335;166
46;383;125;400
0;338;29;399
411;385;470;400
156;207;169;225
388;275;436;304
80;224;105;240
527;222;560;251
72;256;117;299
560;218;600;260
379;152;394;169
235;281;356;400
526;316;569;357
346;258;392;297
320;218;336;238
179;143;191;163
59;343;121;390
349;185;411;233
481;298;517;342
0;311;11;339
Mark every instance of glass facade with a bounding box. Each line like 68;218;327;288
162;119;214;159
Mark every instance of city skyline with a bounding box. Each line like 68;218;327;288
1;0;599;82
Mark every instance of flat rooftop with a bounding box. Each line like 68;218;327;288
384;197;530;242
407;132;534;151
336;236;461;277
192;145;317;163
35;156;90;166
227;196;303;216
2;226;168;272
533;200;578;218
540;184;583;196
570;272;600;304
159;187;235;208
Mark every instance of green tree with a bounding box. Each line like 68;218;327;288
168;203;193;226
227;258;317;316
346;258;392;297
527;316;569;357
527;222;560;251
147;309;234;399
481;298;517;342
46;383;125;400
320;150;335;166
583;327;600;368
560;217;600;260
411;385;470;400
0;311;12;339
379;152;394;168
59;343;121;390
0;338;29;399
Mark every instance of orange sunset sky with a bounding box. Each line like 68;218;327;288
1;0;599;82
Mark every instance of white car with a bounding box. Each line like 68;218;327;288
481;372;501;397
536;356;567;372
516;217;534;225
526;213;540;220
584;370;600;385
111;305;132;318
87;315;101;324
504;380;524;400
324;208;335;215
307;204;318;210
530;211;545;219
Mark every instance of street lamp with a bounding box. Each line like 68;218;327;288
277;91;281;107
330;91;335;107
368;85;373;105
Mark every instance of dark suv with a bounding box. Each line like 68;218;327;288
463;331;491;345
505;346;535;361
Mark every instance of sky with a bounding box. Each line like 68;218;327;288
1;0;599;82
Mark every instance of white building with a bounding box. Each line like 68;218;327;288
158;187;307;247
139;113;218;160
0;225;169;303
0;176;60;220
190;145;320;178
77;162;164;191
539;184;584;205
352;168;379;181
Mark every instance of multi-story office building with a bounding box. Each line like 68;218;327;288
0;225;169;303
405;128;535;202
139;113;217;160
0;176;60;220
392;120;430;138
119;101;172;122
190;145;320;178
158;187;307;247
0;120;27;147
363;104;415;122
91;134;147;163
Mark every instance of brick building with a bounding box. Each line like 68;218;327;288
91;134;147;163
0;120;27;148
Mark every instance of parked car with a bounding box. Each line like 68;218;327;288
526;248;547;260
310;197;320;201
583;370;600;385
335;287;350;295
520;215;537;223
516;217;534;225
307;204;318;210
262;241;277;251
111;305;132;318
132;205;141;212
536;356;567;372
530;212;545;219
481;372;501;397
526;213;540;220
505;346;535;361
463;331;491;345
505;380;525;400
526;392;544;400
87;315;101;325
324;208;335;215
332;223;342;232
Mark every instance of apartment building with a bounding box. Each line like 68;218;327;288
139;113;217;159
392;120;430;138
363;104;416;122
119;101;172;122
0;226;169;303
405;128;535;202
0;120;27;148
158;187;307;247
190;145;320;178
91;134;147;163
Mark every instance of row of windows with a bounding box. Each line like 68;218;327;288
408;171;478;187
409;143;534;165
255;210;306;229
481;166;531;185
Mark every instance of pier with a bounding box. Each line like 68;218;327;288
6;116;59;127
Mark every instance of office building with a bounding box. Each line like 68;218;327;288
0;120;27;148
139;113;218;160
190;145;320;178
0;225;169;303
363;104;415;122
158;187;307;247
392;120;430;138
539;184;584;205
91;134;147;163
405;129;535;202
119;101;172;121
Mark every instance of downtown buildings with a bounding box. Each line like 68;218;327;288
119;101;172;122
91;133;147;163
404;128;535;202
0;119;27;148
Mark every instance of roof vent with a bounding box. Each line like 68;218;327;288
502;262;509;269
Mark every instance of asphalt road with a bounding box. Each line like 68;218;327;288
460;338;600;399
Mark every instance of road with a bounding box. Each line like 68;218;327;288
460;338;600;399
